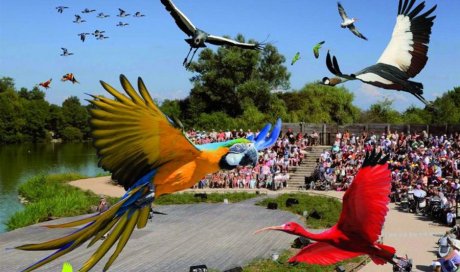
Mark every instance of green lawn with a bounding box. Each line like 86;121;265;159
155;191;260;205
256;193;342;229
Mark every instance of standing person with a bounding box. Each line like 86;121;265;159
97;196;111;239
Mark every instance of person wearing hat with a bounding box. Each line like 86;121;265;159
433;236;460;272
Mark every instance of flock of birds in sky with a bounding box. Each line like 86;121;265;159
21;0;437;271
37;7;146;91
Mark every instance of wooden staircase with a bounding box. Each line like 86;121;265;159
287;146;331;189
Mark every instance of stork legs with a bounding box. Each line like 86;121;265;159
183;47;199;67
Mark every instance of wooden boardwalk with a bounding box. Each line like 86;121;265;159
0;197;306;272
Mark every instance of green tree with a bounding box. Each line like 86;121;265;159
431;87;460;124
61;126;83;142
186;35;290;119
278;84;359;124
360;98;403;124
61;96;89;137
19;87;50;142
160;99;181;119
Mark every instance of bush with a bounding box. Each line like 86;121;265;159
60;126;83;142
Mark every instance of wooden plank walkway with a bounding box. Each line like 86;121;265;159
0;197;307;272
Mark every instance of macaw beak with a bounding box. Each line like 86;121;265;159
254;225;285;234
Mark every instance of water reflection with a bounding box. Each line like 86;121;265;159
0;143;105;232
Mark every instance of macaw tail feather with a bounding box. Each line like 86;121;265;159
17;180;154;272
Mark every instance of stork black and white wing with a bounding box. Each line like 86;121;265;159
206;35;263;50
337;2;349;20
349;24;367;41
160;0;196;36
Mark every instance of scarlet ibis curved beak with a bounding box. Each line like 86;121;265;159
254;225;285;234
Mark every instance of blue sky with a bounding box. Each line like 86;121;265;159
0;0;458;111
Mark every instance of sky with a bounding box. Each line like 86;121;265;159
0;0;458;111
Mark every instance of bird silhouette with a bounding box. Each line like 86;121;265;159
116;21;129;27
56;6;68;14
313;41;325;59
60;48;73;56
73;14;86;24
133;11;146;17
323;0;436;107
256;151;399;266
117;8;130;17
92;30;106;37
337;2;367;40
161;0;265;67
96;34;109;40
81;8;96;14
291;52;301;65
38;79;52;89
97;12;110;18
78;33;90;42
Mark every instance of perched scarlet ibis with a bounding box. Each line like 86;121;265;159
38;78;52;89
61;73;79;84
256;151;399;266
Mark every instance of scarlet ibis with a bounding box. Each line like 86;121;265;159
60;48;73;56
56;6;68;14
313;41;325;59
38;78;52;89
323;0;436;107
117;8;130;17
291;52;301;66
337;2;367;40
116;21;129;27
73;14;86;24
133;11;145;17
256;151;400;266
160;0;265;67
61;73;79;84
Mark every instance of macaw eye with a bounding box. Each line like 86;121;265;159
229;143;246;153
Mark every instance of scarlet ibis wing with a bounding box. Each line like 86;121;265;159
289;242;363;265
337;163;391;244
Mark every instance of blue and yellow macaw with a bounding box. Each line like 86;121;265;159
17;75;282;272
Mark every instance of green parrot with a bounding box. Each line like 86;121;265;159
61;262;73;272
313;41;325;59
291;52;301;65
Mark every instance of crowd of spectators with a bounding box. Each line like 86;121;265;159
185;128;317;190
314;129;460;225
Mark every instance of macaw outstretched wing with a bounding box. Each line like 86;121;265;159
89;74;201;190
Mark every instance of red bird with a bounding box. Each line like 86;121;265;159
256;151;399;266
38;78;52;89
61;73;79;84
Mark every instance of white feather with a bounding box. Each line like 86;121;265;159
377;15;413;72
356;73;392;84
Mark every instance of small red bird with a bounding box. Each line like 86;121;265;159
38;78;52;89
256;151;398;266
61;73;79;84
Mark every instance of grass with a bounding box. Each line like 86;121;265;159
154;192;261;205
256;193;342;229
6;173;118;231
243;249;368;272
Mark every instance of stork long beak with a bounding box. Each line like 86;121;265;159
254;225;284;234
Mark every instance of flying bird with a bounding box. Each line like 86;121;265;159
116;21;129;27
117;8;130;17
337;2;367;40
81;8;95;14
323;0;436;106
133;11;146;17
16;75;282;272
56;6;68;14
38;79;52;89
291;52;301;65
73;14;86;24
256;151;399;266
92;30;105;37
313;41;325;59
160;0;265;67
61;73;79;84
97;12;110;18
96;34;109;40
60;48;73;56
78;33;90;42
